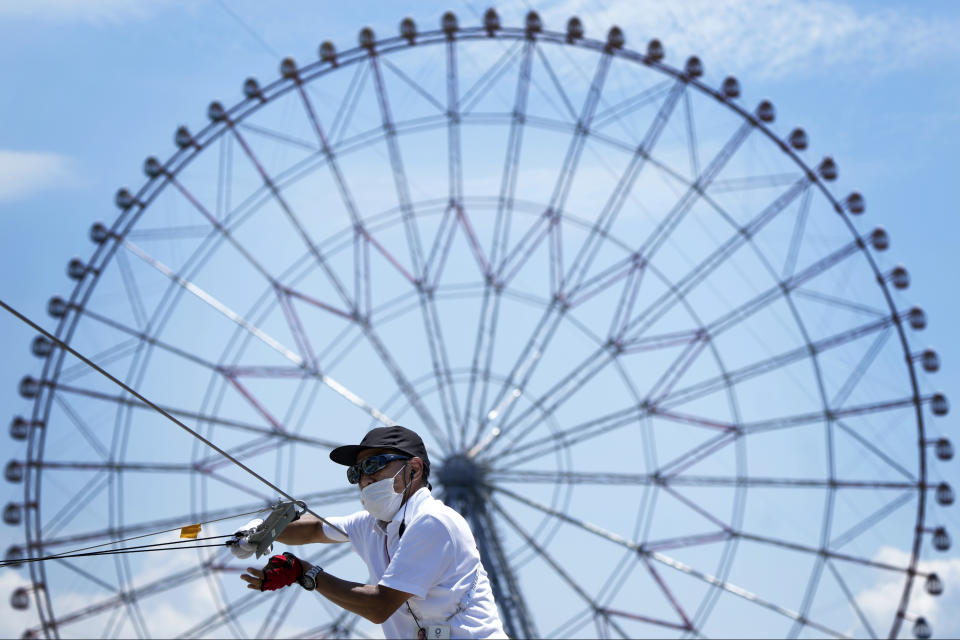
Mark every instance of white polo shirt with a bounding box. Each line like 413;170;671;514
322;487;507;639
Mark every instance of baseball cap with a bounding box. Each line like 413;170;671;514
329;425;431;473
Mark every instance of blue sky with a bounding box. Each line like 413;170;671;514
1;0;958;637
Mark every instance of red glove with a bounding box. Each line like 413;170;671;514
260;552;302;591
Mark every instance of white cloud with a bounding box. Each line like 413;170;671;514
0;150;75;203
0;569;38;638
856;547;960;639
539;0;960;79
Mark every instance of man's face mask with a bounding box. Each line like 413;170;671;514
360;464;409;521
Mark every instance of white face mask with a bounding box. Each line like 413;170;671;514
360;465;409;521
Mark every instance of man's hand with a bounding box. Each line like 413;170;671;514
240;552;302;591
227;518;269;560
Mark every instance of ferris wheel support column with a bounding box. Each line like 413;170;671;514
438;454;537;638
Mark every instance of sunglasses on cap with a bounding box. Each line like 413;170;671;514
346;454;410;484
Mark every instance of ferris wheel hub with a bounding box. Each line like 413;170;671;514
435;454;486;498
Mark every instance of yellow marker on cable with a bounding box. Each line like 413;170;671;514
179;524;202;539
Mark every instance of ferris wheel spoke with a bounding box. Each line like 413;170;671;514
794;288;888;319
564;79;689;293
582;117;755;305
82;307;222;373
714;238;862;337
237;121;319;152
364;49;469;438
380;57;446;115
497;46;612;288
368;55;427;277
446;39;464;206
461;42;537;446
490;483;636;549
825;560;879;640
605;259;645;340
779;184;814;280
645;334;711;406
328;61;369;145
220;373;290;434
489;40;534;268
835;417;915;480
659;315;896;411
418;295;463;442
710;173;806;194
53;382;341;450
487;496;636;639
114;249;150;329
830;327;892;408
643;531;733;553
293;66;424;332
647;549;851;639
123;239;303;362
491;468;924;492
469;303;564;451
828;490;915;550
591;80;673;130
487;345;617;457
565;253;635;309
650;407;736;432
28;460;196;473
657;431;738;479
490;469;656;486
123;239;396;426
275;287;319;370
459;38;523;114
640;554;698;633
533;45;578;121
359;323;451;451
126;225;213;241
53;393;111;459
659;484;733;532
167;171;278;283
620;175;811;343
225;119;356;311
57;337;138;384
733;527;920;576
461;289;496;445
742;394;927;434
493;404;647;467
43;471;111;539
683;89;700;194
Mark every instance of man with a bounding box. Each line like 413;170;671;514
237;425;507;639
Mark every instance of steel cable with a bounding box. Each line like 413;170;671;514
1;298;349;538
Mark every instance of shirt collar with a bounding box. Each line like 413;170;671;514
375;486;432;536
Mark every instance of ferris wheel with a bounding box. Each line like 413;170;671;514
4;8;955;639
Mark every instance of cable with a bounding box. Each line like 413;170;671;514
212;0;282;59
18;507;272;564
1;536;233;568
0;298;348;538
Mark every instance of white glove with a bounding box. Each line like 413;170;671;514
227;518;270;559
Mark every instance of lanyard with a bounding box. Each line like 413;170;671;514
383;532;428;636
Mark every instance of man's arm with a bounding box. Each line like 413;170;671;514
276;514;346;545
241;560;412;624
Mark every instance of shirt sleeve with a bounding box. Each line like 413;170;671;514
379;515;454;599
321;510;368;542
